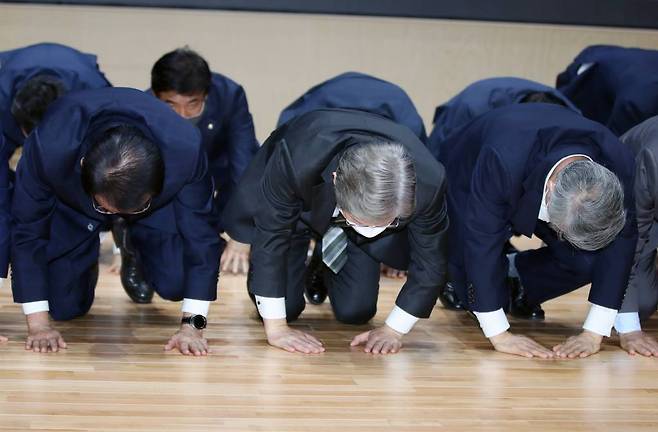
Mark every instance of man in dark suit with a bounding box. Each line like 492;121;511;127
224;109;448;355
614;116;658;357
428;77;578;157
149;47;259;279
278;71;427;142
0;42;111;157
277;71;428;300
557;45;658;136
438;103;637;359
12;87;220;356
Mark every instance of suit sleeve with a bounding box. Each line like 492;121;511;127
248;141;302;298
0;137;11;278
463;147;513;312
10;138;56;302
227;86;259;190
173;152;222;300
620;149;654;313
395;173;449;318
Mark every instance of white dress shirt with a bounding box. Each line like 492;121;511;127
255;207;419;334
475;154;625;338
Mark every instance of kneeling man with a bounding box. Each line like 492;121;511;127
224;109;448;354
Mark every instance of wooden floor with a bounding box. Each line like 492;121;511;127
0;239;657;431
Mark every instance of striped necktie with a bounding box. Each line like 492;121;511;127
322;225;348;274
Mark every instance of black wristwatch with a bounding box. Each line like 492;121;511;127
181;315;207;330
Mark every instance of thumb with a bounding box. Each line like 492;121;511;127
350;331;370;346
164;338;177;351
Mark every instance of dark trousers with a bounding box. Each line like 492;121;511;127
514;221;596;305
448;221;596;308
48;222;212;320
249;225;381;324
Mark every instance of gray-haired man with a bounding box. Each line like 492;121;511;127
224;109;448;354
438;104;637;359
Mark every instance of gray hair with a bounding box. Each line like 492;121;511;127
334;140;416;223
548;160;626;251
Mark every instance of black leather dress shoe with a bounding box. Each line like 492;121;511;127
112;218;154;304
303;247;327;305
508;277;544;320
438;282;466;311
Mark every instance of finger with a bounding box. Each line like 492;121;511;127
380;341;392;355
194;340;208;356
291;340;312;354
240;256;249;274
370;340;386;355
48;338;60;353
58;337;67;349
364;336;379;353
25;337;33;350
190;341;203;356
350;331;370;347
302;332;324;347
39;339;49;353
390;342;401;354
164;339;176;351
180;341;191;355
202;338;210;351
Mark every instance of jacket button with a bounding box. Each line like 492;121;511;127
208;123;214;130
87;223;94;231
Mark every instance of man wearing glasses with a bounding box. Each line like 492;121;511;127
11;87;220;356
224;108;449;355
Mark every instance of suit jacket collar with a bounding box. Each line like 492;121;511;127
310;153;339;234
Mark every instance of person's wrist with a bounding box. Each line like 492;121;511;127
582;329;604;342
263;318;288;335
180;313;205;334
489;330;511;344
383;324;404;338
26;311;50;330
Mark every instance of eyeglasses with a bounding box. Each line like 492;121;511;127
333;212;400;229
92;197;152;215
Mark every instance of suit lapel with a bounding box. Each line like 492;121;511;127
309;154;339;234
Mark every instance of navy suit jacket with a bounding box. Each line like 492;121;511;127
192;72;259;230
428;77;578;157
225;109;448;318
557;45;658;136
11;87;220;303
277;72;427;143
0;133;10;278
439;104;637;312
0;43;111;156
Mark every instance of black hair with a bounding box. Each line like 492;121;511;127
519;91;568;107
11;75;66;134
81;124;164;211
151;47;211;96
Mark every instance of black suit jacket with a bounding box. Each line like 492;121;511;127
224;109;448;318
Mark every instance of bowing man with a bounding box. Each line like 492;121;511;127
557;45;658;136
12;87;220;356
438;103;637;359
224;109;448;355
428;76;578;156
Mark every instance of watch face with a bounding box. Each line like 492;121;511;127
192;315;207;329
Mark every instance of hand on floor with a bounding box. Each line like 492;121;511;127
489;331;554;359
553;330;602;359
264;319;324;354
351;325;403;354
0;334;7;343
619;330;658;357
220;239;251;275
165;326;210;356
26;312;67;353
108;253;121;274
380;264;406;279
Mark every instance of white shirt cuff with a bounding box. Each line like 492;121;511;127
181;298;210;317
22;300;50;315
474;308;510;338
254;296;287;320
385;306;419;334
614;312;642;334
582;303;618;337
